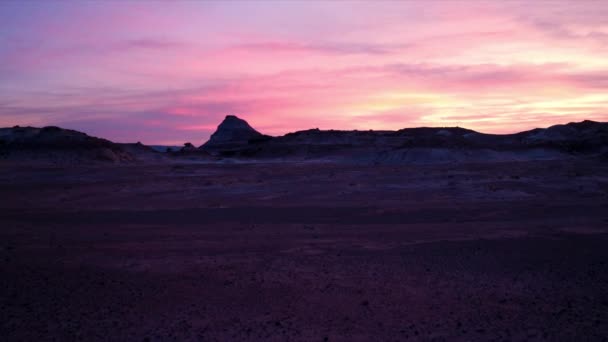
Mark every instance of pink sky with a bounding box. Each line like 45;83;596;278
1;1;607;144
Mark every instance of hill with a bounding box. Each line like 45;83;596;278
199;116;608;163
0;126;138;164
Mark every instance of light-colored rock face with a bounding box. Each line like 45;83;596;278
203;115;263;147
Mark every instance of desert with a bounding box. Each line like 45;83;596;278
3;1;608;340
1;116;607;341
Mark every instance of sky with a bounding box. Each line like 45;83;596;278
1;1;607;145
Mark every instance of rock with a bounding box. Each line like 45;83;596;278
0;126;136;164
201;115;266;149
181;142;197;152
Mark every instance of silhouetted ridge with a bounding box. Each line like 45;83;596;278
0;126;144;163
201;115;270;149
196;117;608;162
2;119;606;164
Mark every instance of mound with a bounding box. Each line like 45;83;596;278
201;115;271;149
0;126;135;164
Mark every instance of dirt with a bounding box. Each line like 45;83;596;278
1;159;608;341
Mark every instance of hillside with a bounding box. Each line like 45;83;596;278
0;126;137;164
199;116;608;163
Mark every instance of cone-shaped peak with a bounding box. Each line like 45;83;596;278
202;115;263;148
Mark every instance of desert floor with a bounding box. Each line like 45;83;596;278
1;159;608;341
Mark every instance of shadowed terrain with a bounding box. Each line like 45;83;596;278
3;0;608;339
2;118;607;165
1;158;608;341
198;117;608;163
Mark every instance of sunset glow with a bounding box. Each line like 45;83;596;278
1;1;607;144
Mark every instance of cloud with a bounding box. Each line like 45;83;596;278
3;60;608;142
1;1;608;142
117;38;184;50
54;110;221;146
229;41;407;56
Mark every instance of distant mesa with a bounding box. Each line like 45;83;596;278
197;116;608;162
1;117;607;165
201;115;271;149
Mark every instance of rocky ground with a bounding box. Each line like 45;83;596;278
1;159;608;341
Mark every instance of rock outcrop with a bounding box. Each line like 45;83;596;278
201;115;270;149
2;119;606;165
0;126;137;163
196;118;608;163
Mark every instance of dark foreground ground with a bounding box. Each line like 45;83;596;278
1;159;608;341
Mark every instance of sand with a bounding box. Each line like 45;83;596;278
1;159;607;341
